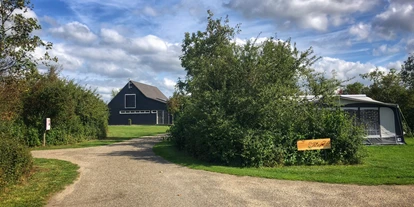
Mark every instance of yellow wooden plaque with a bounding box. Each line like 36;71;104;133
297;138;331;151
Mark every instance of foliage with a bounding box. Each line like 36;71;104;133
401;53;414;89
0;136;33;191
0;158;79;207
0;0;56;77
154;138;414;185
361;68;414;134
166;91;188;118
111;88;120;99
169;11;365;167
18;67;109;146
342;82;367;94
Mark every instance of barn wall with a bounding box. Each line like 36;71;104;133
108;82;169;125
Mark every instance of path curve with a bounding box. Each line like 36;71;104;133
32;136;414;207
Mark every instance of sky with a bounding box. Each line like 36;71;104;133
28;0;414;102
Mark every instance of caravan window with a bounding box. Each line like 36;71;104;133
360;108;380;137
343;107;358;124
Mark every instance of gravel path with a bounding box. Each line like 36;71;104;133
32;136;414;207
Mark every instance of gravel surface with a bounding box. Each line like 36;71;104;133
32;136;414;207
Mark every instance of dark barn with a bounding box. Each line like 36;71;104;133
108;81;172;125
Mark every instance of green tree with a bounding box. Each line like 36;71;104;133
170;11;365;167
21;67;109;146
0;0;55;77
111;88;120;99
401;53;414;89
361;68;413;134
343;82;367;94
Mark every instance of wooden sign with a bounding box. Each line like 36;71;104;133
297;138;331;151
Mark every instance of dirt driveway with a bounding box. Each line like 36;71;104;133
32;136;414;207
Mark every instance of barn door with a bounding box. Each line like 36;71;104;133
157;110;165;125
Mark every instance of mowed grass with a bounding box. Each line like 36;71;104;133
154;138;414;185
33;125;169;150
0;158;79;207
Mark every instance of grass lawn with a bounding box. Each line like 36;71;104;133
33;125;169;150
154;138;414;185
0;158;79;207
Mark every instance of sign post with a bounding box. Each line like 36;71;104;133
43;118;51;146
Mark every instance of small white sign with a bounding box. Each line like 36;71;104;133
46;118;51;130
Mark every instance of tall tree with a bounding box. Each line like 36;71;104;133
343;82;367;94
401;53;414;89
0;0;55;77
110;88;120;99
361;68;414;134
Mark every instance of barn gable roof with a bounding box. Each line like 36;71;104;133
131;81;168;103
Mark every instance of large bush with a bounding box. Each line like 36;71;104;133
20;68;109;146
0;136;33;191
169;12;366;167
0;67;109;147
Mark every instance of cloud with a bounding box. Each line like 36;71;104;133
225;0;379;31
43;24;184;102
13;8;38;19
49;22;98;44
406;39;414;53
386;60;403;70
100;28;126;44
128;35;168;54
313;57;385;83
41;15;59;27
372;1;414;39
349;22;371;40
372;44;400;56
143;6;157;17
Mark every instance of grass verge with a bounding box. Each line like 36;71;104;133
0;158;79;207
154;138;414;185
33;125;169;150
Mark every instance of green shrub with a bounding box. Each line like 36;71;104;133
0;136;33;191
169;12;366;167
19;68;109;147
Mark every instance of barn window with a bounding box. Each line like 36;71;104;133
125;94;136;109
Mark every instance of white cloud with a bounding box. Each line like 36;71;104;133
372;44;400;56
372;1;414;39
13;8;38;19
163;77;176;89
349;22;371;40
49;22;97;44
128;35;168;54
313;57;385;83
225;0;379;31
386;60;403;70
100;28;126;44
